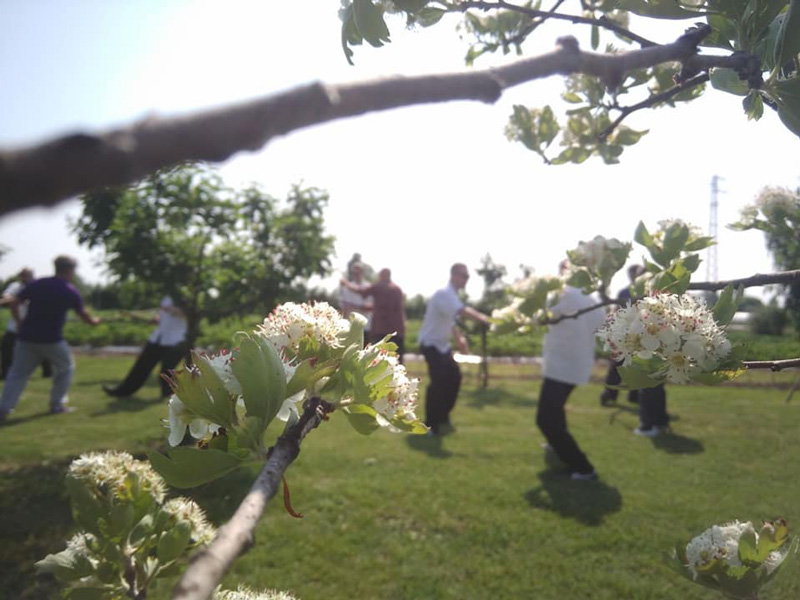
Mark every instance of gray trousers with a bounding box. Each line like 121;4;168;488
0;340;74;414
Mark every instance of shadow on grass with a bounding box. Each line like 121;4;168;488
184;467;260;523
650;431;704;454
0;460;72;599
466;387;536;410
523;469;622;526
90;396;164;417
404;434;453;459
0;410;56;428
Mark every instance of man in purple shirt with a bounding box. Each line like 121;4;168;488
0;256;100;422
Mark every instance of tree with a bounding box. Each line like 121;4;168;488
731;185;800;334
475;253;508;314
73;164;335;347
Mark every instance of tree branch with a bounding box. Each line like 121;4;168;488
458;0;659;47
541;297;619;325
0;25;712;215
598;73;709;140
742;358;800;372
172;397;335;600
687;270;800;291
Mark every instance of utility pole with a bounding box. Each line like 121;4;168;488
707;175;721;283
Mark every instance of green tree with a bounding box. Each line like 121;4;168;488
475;252;508;313
73;164;335;347
731;185;800;334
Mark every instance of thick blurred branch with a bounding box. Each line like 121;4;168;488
687;270;800;291
0;25;712;215
172;397;334;600
542;297;619;325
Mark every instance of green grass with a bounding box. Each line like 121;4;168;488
1;357;800;599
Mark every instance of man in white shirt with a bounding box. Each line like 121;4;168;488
103;296;187;398
0;268;52;380
537;262;606;480
339;262;373;336
418;263;490;435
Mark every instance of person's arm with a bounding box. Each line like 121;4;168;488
340;278;372;297
78;308;101;326
460;305;491;327
8;296;23;329
0;294;14;307
453;326;469;354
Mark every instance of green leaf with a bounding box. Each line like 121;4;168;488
684;236;715;251
157;521;192;563
232;335;287;425
775;0;800;68
690;368;746;385
340;4;361;66
565;268;593;291
35;549;94;582
662;220;691;260
343;404;381;435
617;365;663;390
634;221;655;249
591;24;600;50
562;92;583;103
148;447;243;489
64;588;115;600
738;529;760;565
743;90;765;120
712;284;740;325
128;514;155;549
681;253;701;273
64;476;104;537
771;76;800;138
232;416;267;453
167;357;232;428
416;7;446;27
353;0;391;48
613;127;648;146
710;68;750;96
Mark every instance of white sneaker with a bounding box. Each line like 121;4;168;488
570;470;598;481
633;426;662;438
540;442;554;451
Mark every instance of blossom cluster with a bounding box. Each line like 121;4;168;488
655;218;704;240
258;301;350;357
596;293;731;383
754;186;800;217
490;297;533;333
567;235;629;274
214;586;297;600
684;520;786;579
366;350;420;427
163;497;216;545
69;450;167;503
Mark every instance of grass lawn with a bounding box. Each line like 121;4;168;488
1;356;800;599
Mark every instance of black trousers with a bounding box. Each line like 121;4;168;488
110;341;185;397
602;359;638;403
370;332;405;364
638;384;668;429
536;378;594;474
421;344;461;433
1;331;52;380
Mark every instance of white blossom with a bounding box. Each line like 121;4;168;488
568;235;628;273
596;293;731;383
258;302;350;357
214;586;297;600
361;349;419;429
167;396;221;447
204;349;242;396
162;497;216;546
655;218;704;240
69;450;166;503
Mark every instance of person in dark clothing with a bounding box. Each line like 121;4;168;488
103;296;187;399
1;268;52;379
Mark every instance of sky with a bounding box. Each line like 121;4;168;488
1;1;798;302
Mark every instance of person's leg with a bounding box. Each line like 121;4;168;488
638;384;668;431
40;357;53;378
0;340;42;415
159;344;185;397
107;342;165;396
442;353;461;425
600;360;622;404
536;378;594;475
422;345;447;434
43;341;75;411
393;335;405;365
0;331;16;380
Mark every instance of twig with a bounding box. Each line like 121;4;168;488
541;297;619;325
785;371;800;403
458;0;659;47
0;26;712;215
598;73;709;140
172;397;335;600
742;358;800;372
687;270;800;291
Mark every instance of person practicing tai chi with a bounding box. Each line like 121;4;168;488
418;263;490;436
1;268;52;380
0;256;101;422
103;296;187;399
340;267;406;362
537;260;605;480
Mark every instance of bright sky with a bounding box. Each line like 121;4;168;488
1;1;798;302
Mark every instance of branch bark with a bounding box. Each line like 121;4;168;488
172;397;335;600
742;358;800;372
541;297;619;325
0;26;712;215
687;270;800;291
